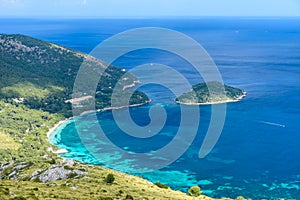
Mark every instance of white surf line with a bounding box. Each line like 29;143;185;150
258;120;286;128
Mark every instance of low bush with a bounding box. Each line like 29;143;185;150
63;165;74;170
188;186;201;197
154;182;168;189
125;194;134;200
67;172;78;179
105;173;115;184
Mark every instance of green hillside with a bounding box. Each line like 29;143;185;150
0;34;149;117
175;81;245;105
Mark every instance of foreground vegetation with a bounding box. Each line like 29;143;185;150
0;169;219;200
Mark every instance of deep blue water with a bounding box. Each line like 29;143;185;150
1;18;300;199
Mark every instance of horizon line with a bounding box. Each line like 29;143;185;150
1;15;300;20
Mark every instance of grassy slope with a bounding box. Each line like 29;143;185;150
0;171;217;200
0;132;20;150
0;101;62;163
0;166;219;200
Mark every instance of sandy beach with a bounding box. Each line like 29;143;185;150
47;118;70;139
46;118;72;154
46;99;152;141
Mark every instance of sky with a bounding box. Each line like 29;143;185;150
0;0;299;18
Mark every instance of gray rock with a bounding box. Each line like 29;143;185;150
70;186;77;190
12;162;30;171
0;162;13;179
31;164;87;182
31;169;43;177
8;171;17;179
63;159;75;167
0;162;14;170
0;162;30;180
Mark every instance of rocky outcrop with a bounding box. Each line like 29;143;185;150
0;162;32;180
0;160;87;182
31;160;87;182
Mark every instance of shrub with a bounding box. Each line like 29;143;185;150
105;173;115;184
9;197;26;200
29;191;35;196
188;186;201;197
22;176;31;181
78;168;86;172
99;197;113;200
154;182;168;189
67;172;78;179
32;178;41;183
63;165;74;170
0;187;9;195
125;194;134;200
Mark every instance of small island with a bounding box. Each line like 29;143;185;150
175;81;246;105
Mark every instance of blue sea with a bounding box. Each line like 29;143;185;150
1;17;300;199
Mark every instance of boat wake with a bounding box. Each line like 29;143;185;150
258;121;286;128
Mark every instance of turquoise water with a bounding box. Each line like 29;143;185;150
2;18;300;199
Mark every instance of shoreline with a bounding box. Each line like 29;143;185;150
175;92;246;106
46;91;246;152
47;118;71;139
46;99;152;142
46;117;74;154
47;91;246;149
77;99;152;117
